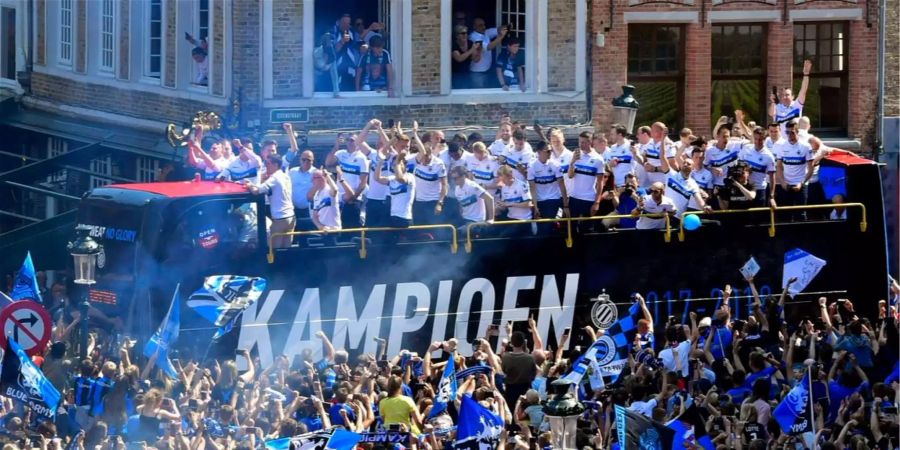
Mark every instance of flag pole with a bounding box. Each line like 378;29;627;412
804;358;816;445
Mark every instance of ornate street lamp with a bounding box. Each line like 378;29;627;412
543;379;586;450
67;225;102;359
612;85;640;135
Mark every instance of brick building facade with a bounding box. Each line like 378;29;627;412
0;0;891;150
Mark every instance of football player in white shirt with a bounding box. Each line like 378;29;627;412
358;119;399;229
410;122;449;225
689;146;714;199
764;122;784;153
566;131;607;227
774;120;814;218
659;148;710;218
497;165;534;236
244;154;294;248
741;127;777;207
527;142;569;233
634;126;653;187
500;128;535;183
373;149;415;229
643;122;679;186
186;126;229;180
466;142;500;190
488;121;514;156
450;166;495;230
768;60;812;136
439;142;473;225
325;133;370;229
310;168;342;231
216;138;263;184
703;127;742;189
632;182;676;230
606;123;643;191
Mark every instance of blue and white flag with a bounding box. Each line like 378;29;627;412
615;404;673;450
429;355;457;419
0;339;61;419
563;302;641;385
455;365;492;380
144;286;181;378
11;251;42;303
325;429;363;450
773;375;813;435
783;248;826;297
455;394;504;449
187;275;267;340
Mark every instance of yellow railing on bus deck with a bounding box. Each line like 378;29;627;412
464;213;672;253
267;224;458;262
678;202;867;242
266;203;866;262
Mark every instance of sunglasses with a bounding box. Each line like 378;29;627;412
457;31;467;35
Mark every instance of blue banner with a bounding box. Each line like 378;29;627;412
429;355;457;418
0;339;61;419
187;275;267;340
773;375;813;435
455;394;504;449
11;251;42;303
144;286;181;378
455;364;492;380
325;429;362;450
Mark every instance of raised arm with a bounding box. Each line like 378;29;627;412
316;330;336;362
796;60;812;105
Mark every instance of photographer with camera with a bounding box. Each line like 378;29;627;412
716;162;756;211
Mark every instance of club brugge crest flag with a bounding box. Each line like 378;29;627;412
455;394;504;449
615;404;674;450
11;251;42;303
429;354;457;419
187;275;267;340
773;375;813;435
1;340;61;419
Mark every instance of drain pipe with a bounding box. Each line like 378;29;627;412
876;0;886;159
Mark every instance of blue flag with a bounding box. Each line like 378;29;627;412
144;286;181;379
187;275;267;340
325;429;363;450
563;302;641;384
11;252;42;303
429;355;457;419
0;339;61;419
773;375;813;435
455;394;504;449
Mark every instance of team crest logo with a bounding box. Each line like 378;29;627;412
590;290;618;330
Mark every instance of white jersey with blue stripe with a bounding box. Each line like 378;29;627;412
774;139;813;185
500;179;533;220
527;159;563;201
664;170;701;217
739;145;776;189
367;151;394;201
606;140;635;187
502;145;536;182
219;154;262;184
334;149;370;198
691;168;714;191
704;142;742;186
466;156;499;188
775;100;803;134
455;179;489;222
387;173;415;219
569;151;606;202
551;148;574;194
412;157;447;201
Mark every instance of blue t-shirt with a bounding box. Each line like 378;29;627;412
828;380;869;423
329;403;356;427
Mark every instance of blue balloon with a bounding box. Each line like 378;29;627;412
683;214;701;231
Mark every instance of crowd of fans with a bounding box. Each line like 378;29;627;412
1;268;898;450
184;66;846;248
